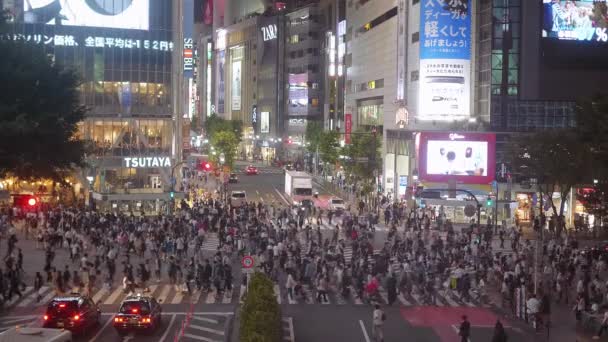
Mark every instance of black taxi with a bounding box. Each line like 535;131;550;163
42;293;101;335
113;294;162;335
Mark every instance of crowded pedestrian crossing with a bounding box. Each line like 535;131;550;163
0;280;493;310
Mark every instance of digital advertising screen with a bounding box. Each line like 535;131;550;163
24;0;149;30
542;0;608;43
418;132;496;184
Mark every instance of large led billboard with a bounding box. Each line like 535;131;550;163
418;132;496;184
24;0;149;30
419;0;471;121
542;0;608;43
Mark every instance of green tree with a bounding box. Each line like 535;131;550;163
0;33;86;181
204;114;243;144
240;272;281;342
318;130;340;165
505;130;591;236
304;120;323;153
210;130;239;168
341;130;382;196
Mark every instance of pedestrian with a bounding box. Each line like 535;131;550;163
459;315;471;342
574;294;585;323
492;320;508;342
286;271;296;301
372;304;385;342
33;271;43;303
386;273;397;306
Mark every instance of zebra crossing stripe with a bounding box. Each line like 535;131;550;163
39;289;56;306
441;292;460;307
104;287;124;305
205;290;217;304
301;285;314;304
378;287;389;304
18;286;47;307
171;290;184;304
92;287;108;304
191;289;203;304
157;285;172;303
274;285;281;305
222;291;232;304
6;287;33;307
287;293;298;304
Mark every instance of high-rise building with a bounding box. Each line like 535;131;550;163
6;0;183;213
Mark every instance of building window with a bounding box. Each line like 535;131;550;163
290;35;299;43
368;80;376;89
375;79;384;88
357;98;383;126
311;83;319;89
413;0;419;4
412;32;419;43
358;7;398;33
411;70;419;81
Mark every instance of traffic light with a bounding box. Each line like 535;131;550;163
203;162;212;171
13;195;39;209
486;198;494;206
169;191;175;199
287;139;293;145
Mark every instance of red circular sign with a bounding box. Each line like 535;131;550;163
241;256;254;269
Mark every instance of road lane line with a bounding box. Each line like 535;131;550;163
191;316;219;324
359;320;371;342
274;188;289;205
159;314;177;342
88;317;113;342
182;333;220;342
189;324;225;335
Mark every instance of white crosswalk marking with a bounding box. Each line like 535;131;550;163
222;290;232;304
274;285;282;305
6;287;33;307
157;285;172;303
171;290;184;304
18;287;46;307
201;233;220;252
378;287;389;304
92;287;108;304
442;291;460;307
39;289;56;306
191;289;203;304
344;246;353;265
104;287;124;305
205;291;217;304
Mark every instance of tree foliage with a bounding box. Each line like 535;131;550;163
341;130;382;188
0;37;86;182
304;121;323;153
318;130;340;165
505;130;591;235
204;114;243;144
240;272;281;342
210;130;239;168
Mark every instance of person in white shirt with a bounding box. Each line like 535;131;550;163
372;304;385;342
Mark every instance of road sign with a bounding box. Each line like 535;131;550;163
242;256;255;269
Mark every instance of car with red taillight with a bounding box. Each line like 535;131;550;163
42;295;100;335
113;295;162;335
245;165;259;175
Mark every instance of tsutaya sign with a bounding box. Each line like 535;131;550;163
124;157;172;168
261;24;278;41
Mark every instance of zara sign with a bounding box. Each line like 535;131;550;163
261;24;278;42
124;157;172;168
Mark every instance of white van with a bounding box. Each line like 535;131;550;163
0;327;73;342
230;191;247;208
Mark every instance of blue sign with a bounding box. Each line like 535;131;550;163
183;0;195;79
419;0;471;60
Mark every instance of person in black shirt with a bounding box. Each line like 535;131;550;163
459;315;471;342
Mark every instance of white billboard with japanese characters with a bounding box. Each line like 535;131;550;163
419;0;471;121
24;0;149;31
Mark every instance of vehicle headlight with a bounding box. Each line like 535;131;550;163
293;201;300;206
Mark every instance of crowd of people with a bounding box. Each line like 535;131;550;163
0;171;607;341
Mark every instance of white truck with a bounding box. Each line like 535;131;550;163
284;170;313;206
